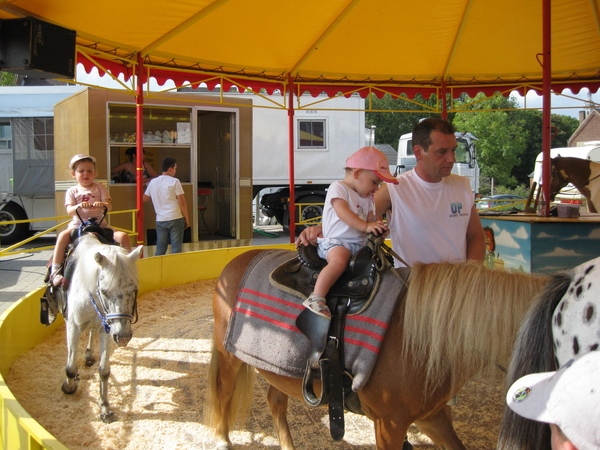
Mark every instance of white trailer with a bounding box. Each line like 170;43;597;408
249;94;366;230
0;86;83;243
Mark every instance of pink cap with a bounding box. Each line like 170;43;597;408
346;147;398;184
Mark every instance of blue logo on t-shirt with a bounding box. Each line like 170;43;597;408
451;202;463;214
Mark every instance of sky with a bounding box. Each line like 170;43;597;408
76;66;597;120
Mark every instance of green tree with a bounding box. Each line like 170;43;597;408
365;94;442;150
453;94;527;188
0;72;17;86
510;110;579;186
551;114;579;147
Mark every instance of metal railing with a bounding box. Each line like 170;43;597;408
475;198;527;211
295;201;324;227
0;209;138;257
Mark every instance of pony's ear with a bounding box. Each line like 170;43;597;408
128;245;143;261
94;252;106;266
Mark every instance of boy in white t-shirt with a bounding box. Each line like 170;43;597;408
303;147;398;319
143;158;190;256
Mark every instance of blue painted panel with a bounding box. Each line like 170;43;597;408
481;217;600;275
481;218;532;272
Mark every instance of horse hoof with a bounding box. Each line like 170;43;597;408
101;411;116;423
61;381;78;395
85;357;95;367
215;443;232;450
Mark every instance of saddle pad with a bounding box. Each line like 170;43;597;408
224;249;403;391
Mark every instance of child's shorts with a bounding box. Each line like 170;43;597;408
317;237;363;260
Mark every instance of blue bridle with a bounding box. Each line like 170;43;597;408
89;281;138;333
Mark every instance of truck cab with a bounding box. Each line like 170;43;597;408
396;131;480;194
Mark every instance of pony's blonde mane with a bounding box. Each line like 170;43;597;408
70;234;137;291
402;260;548;393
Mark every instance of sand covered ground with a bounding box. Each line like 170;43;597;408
6;279;505;449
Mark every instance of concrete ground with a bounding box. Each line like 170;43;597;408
0;225;292;317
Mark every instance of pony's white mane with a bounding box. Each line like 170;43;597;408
70;234;137;291
402;260;548;394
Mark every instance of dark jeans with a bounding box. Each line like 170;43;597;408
155;218;185;256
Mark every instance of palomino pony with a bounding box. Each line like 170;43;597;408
549;156;600;212
498;256;600;449
206;249;548;449
61;233;143;422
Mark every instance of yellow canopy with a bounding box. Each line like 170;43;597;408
1;0;599;96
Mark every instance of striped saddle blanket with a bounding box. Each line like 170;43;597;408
224;249;403;391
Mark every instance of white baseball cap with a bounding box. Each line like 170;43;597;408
506;351;600;450
70;154;97;170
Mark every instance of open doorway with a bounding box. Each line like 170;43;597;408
196;109;236;239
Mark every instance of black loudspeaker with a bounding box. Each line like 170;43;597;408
0;17;76;79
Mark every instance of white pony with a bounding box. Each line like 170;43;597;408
61;233;143;422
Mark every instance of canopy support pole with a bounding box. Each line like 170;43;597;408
287;76;296;242
541;0;552;216
135;53;145;246
441;81;448;120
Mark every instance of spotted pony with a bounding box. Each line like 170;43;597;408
498;256;600;449
553;261;600;364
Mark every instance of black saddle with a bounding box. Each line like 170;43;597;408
70;219;115;245
272;242;383;315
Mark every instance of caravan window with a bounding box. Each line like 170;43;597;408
298;119;326;149
11;118;54;160
33;118;54;153
0;123;10;150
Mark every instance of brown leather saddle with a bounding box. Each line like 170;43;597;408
270;233;409;441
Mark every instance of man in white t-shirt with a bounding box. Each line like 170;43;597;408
298;118;485;267
297;118;485;450
143;157;190;256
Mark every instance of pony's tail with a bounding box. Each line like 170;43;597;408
205;341;255;433
497;271;571;450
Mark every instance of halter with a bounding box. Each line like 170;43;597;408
89;279;138;333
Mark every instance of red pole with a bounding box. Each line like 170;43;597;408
135;53;145;245
287;76;296;242
541;0;551;216
441;81;448;120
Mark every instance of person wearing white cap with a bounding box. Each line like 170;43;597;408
506;351;600;450
50;154;132;286
302;146;398;319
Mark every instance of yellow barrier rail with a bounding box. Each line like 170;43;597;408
296;199;532;225
0;209;138;258
475;198;527;212
0;243;295;450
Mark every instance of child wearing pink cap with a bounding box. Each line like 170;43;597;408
303;147;398;318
